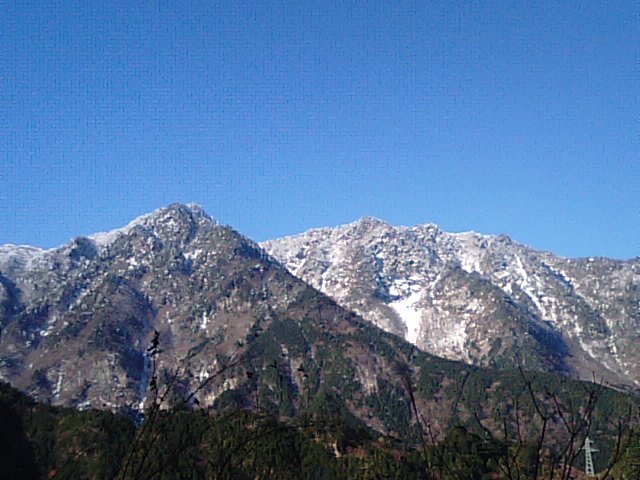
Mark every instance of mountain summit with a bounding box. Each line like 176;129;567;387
0;203;275;409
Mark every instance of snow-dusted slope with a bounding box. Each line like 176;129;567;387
0;204;272;409
262;218;639;390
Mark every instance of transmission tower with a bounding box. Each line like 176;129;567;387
582;437;598;477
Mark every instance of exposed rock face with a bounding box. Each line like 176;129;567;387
262;218;639;390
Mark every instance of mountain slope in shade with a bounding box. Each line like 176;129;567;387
261;218;639;390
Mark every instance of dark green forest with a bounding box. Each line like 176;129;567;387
2;380;639;480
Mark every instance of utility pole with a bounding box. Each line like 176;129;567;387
582;437;598;477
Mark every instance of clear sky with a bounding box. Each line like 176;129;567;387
1;1;637;259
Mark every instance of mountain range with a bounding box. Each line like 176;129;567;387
262;217;639;391
0;204;637;444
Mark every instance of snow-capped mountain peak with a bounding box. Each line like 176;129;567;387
89;203;216;248
262;220;639;390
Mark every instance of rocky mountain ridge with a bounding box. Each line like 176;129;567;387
262;217;639;390
0;204;637;447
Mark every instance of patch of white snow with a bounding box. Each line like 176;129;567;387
389;287;423;344
200;311;209;330
89;211;156;247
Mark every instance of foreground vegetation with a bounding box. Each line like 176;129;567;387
2;380;639;480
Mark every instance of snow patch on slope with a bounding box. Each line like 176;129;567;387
0;244;50;271
89;211;157;247
388;281;423;344
448;231;487;273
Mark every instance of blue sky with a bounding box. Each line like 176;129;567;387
1;1;637;259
